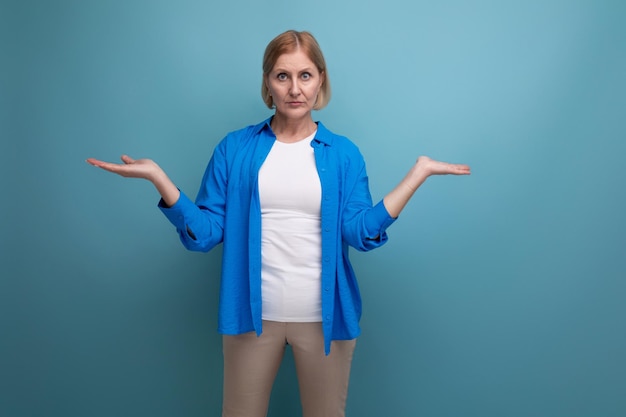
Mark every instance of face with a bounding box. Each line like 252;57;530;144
265;49;324;120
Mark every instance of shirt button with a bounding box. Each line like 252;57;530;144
325;315;330;321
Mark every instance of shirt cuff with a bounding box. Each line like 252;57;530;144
157;190;196;230
364;200;396;238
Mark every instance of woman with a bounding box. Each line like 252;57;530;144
87;30;470;417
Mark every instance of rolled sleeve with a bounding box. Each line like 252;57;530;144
158;190;196;230
364;199;396;239
157;189;224;252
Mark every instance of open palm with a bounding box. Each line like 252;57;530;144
417;156;471;176
86;155;161;181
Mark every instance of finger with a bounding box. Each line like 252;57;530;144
452;164;471;174
449;163;469;169
86;158;116;169
94;161;126;173
120;155;135;164
435;162;470;175
86;158;102;166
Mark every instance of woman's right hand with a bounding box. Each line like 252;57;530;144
86;155;163;181
86;155;181;206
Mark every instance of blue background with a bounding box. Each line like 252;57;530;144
2;0;625;416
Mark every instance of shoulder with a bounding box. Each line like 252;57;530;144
223;118;269;142
316;122;362;157
214;118;271;155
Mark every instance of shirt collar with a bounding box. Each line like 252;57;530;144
253;116;334;146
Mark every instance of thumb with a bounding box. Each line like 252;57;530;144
120;155;135;164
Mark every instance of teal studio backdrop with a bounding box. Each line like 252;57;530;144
1;0;625;416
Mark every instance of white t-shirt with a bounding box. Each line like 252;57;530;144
258;131;322;322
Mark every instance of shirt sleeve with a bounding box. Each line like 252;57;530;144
340;150;396;251
157;141;228;252
364;199;396;239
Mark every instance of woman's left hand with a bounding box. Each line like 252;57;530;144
414;156;471;177
383;156;471;218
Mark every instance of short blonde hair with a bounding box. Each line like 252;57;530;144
261;30;331;110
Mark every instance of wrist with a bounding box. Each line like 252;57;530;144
405;163;429;189
148;166;168;185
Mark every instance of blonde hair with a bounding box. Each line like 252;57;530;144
261;30;331;110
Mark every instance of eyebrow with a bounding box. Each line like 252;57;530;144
273;67;315;73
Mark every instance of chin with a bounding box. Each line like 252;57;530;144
276;107;312;119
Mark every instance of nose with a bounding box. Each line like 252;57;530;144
289;79;301;96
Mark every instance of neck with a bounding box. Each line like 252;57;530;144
270;113;316;143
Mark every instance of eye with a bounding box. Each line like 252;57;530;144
277;73;288;81
301;72;312;81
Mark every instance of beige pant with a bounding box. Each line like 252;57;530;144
222;321;357;417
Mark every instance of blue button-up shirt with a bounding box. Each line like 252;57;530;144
159;117;396;354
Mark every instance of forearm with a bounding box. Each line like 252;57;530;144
382;163;429;218
151;170;180;207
